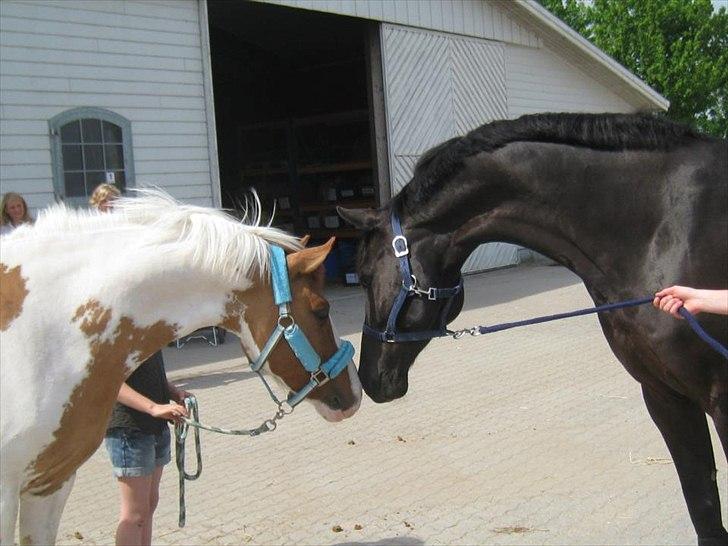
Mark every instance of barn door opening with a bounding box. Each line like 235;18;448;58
207;1;385;284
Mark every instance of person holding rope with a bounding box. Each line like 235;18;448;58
90;184;192;546
653;286;728;318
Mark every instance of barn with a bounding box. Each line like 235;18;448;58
0;0;667;275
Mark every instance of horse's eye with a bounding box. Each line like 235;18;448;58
313;304;330;320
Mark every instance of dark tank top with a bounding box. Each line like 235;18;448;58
106;351;171;434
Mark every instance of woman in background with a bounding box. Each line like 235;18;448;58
89;183;121;212
0;192;34;236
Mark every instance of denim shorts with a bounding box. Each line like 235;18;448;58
105;427;171;478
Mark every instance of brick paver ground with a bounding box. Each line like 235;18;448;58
57;265;726;545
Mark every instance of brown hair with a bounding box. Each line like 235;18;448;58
89;184;121;209
1;192;33;226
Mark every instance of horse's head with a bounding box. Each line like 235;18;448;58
229;238;362;421
338;206;465;403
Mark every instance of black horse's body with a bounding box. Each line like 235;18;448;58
339;113;727;545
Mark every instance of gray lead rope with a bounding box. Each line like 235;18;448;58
174;396;201;528
174;392;294;527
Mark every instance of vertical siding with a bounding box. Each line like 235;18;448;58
505;43;634;117
0;0;213;211
382;24;517;273
260;0;540;47
382;25;507;194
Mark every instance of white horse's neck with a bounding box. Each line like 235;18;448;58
1;193;299;453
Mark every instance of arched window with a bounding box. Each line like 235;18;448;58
49;108;135;206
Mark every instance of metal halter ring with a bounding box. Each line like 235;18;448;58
277;314;295;329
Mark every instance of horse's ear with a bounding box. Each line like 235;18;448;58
287;237;336;276
299;234;311;248
337;207;379;231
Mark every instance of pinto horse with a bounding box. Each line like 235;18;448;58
339;113;727;545
0;190;362;545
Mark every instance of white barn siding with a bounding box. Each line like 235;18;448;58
506;43;633;117
0;0;214;211
260;0;541;47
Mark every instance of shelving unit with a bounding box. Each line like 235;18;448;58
237;109;376;283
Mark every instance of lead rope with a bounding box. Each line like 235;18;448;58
174;396;201;528
448;295;728;359
174;388;294;527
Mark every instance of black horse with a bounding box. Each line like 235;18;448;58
338;113;727;545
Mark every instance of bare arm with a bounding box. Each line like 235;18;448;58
653;286;728;319
117;383;187;422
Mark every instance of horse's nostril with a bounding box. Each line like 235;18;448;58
330;395;342;409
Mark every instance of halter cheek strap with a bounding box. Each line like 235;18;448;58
362;210;463;343
250;245;354;406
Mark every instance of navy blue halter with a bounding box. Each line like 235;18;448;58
362;210;463;343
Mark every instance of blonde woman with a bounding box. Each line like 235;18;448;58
89;183;121;212
0;192;34;236
91;185;192;546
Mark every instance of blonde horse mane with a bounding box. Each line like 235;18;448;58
6;188;302;283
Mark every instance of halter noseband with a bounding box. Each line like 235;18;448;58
362;210;463;343
250;245;354;406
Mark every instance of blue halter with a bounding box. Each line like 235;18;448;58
362;210;463;343
249;246;354;406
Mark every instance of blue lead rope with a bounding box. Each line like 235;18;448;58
452;296;727;360
678;305;728;359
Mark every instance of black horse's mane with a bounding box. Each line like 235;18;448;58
404;112;709;207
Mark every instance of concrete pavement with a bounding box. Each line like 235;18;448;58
57;264;727;545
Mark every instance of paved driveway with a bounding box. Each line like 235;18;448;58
57;265;726;545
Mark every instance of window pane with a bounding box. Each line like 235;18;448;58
62;145;83;171
86;171;105;191
64;172;85;197
105;145;124;169
113;171;126;188
84;144;104;170
60;121;81;143
81;119;102;143
103;121;122;143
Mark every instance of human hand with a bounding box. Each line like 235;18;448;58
653;285;714;318
150;401;188;423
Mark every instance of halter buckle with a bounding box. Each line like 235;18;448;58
311;369;330;386
384;331;396;343
392;235;409;257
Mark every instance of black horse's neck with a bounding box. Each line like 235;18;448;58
400;141;683;303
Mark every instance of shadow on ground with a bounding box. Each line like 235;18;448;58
170;368;258;390
333;537;425;546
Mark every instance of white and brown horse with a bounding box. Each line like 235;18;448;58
0;190;362;545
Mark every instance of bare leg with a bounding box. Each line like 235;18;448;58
141;466;163;546
642;383;728;546
115;474;153;546
17;474;75;546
